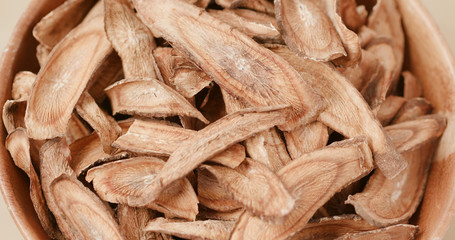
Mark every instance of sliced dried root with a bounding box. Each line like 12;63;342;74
3;99;27;134
65;113;91;144
11;71;36;100
117;205;156;240
402;71;423;100
391;97;432;124
375;96;406;126
283;121;329;160
335;224;418;240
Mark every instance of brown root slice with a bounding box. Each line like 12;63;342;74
76;92;122;154
104;0;159;80
288;215;376;240
86;157;199;220
357;26;377;47
283;121;329;160
197;168;242;212
338;0;367;32
269;44;406;179
3;99;27;134
375;96;407;126
230;137;374;240
230;0;275;16
105;78;209;124
346;115;446;227
65;113;92;144
200;158;295;219
32;0;97;48
36;44;51;67
209;9;282;43
391;97;433;124
185;0;212;8
25;14;112;140
11;71;36;100
275;0;346;62
338;49;381;92
198;206;244;221
136;105;291;203
134;0;323;131
335;224;418;240
6;128;32;175
113;119;246;168
402;71;422;100
145;218;235;240
117;205;157;240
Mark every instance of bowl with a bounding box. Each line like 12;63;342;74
1;0;455;239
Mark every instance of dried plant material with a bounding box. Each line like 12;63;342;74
36;44;51;67
231;0;275;16
245;127;291;172
11;71;35;100
25;15;112;140
402;71;422;100
117;205;156;240
198;207;244;221
76;92;122;154
275;0;346;61
209;9;282;43
185;0;212;8
139;105;290;202
338;49;380;91
288;215;376;240
230;138;374;240
385;115;446;154
33;0;97;48
198;169;242;212
134;0;323;131
336;224;418;240
145;218;235;240
86;157;199;220
105;78;209;123
2;99;27;134
200;158;294;219
283;121;329;159
269;45;406;179
104;0;159;79
375;96;407;126
113;119;245;168
357;26;377;47
6;128;32;175
65;113;91;144
338;0;367;32
391;98;432;124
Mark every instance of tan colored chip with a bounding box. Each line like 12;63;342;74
117;205;156;240
375;96;407;126
230;0;275;16
2;99;27;134
283;121;329;160
335;224;418;240
338;0;367;32
36;44;51;67
402;71;423;100
11;71;36;100
391;97;433;124
65;113;91;144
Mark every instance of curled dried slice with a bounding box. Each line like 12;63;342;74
25;15;112;140
283;121;329;160
200;158;294;219
391;97;432;124
209;9;281;43
145;218;235;240
338;0;367;32
11;71;35;100
402;71;422;100
198;207;244;221
105;78;209;124
113;119;245;168
2;99;27;134
275;0;345;61
104;0;159;79
230;138;374;240
33;0;97;48
117;205;156;240
269;45;406;179
185;0;212;8
134;0;323;131
86;157;199;220
357;26;377;47
76;92;122;154
36;44;51;67
230;0;275;16
335;224;418;240
66;113;91;144
140;105;290;202
375;96;406;126
197;169;242;212
6;128;32;175
339;49;380;91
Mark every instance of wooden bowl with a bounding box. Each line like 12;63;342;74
0;0;454;239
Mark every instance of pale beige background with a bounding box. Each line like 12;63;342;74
0;0;454;239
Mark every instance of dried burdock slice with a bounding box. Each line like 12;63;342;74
86;157;199;220
230;137;374;240
11;71;35;100
36;44;51;67
185;0;212;8
357;26;377;47
65;113;91;145
197;168;242;212
6;128;32;175
269;45;406;179
76;92;122;154
338;49;380;91
105;78;209;124
198;207;244;221
275;0;346;61
335;224;418;240
25;14;112;140
33;0;97;48
283;121;329;160
134;0;323;131
402;71;423;100
2;99;27;134
245;127;291;172
288;215;376;240
391;98;433;124
117;205;157;240
113;119;245;168
104;0;159;79
338;0;367;32
230;0;275;16
375;96;407;126
209;9;282;43
200;158;294;219
145;218;235;240
385;114;446;154
141;105;290;202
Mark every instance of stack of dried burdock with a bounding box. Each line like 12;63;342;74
2;0;447;239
